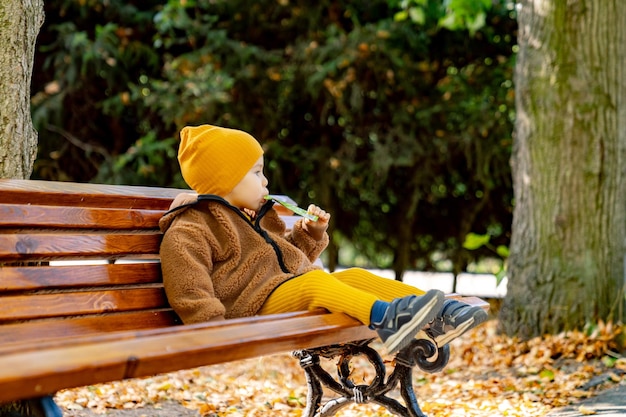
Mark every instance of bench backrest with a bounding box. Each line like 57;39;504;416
0;179;298;354
0;180;191;352
0;179;305;355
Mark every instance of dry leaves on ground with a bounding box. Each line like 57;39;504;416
56;320;625;417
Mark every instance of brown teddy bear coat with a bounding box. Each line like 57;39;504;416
159;193;329;324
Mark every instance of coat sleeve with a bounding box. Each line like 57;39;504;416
284;218;329;263
260;209;329;262
160;218;226;324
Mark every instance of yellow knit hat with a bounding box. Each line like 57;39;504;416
178;124;264;196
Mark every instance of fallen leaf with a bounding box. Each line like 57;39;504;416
578;405;597;415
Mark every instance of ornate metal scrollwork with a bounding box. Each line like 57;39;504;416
293;334;450;417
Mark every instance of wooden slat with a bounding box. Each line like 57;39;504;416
0;233;162;261
0;310;180;354
0;204;164;229
0;179;184;210
0;297;488;355
0;312;376;402
0;288;168;321
0;263;162;291
0;297;488;351
0;310;316;356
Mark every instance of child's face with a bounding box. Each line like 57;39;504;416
223;156;269;212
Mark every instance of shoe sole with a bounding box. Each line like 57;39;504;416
434;310;488;346
383;291;444;354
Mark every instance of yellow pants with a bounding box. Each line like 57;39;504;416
259;267;425;325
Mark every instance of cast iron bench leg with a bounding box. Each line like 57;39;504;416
294;335;450;417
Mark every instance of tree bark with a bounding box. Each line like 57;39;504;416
0;1;47;414
500;0;626;338
0;0;44;179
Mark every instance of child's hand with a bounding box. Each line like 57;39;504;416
303;204;330;239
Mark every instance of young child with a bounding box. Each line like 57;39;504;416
159;124;487;353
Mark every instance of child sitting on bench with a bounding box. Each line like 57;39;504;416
159;124;487;353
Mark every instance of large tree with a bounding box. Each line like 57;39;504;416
0;0;44;179
0;1;48;415
500;0;626;337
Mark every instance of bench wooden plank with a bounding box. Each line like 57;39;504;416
0;298;488;355
0;233;161;261
0;263;162;291
0;312;374;403
0;310;180;354
0;179;183;209
0;203;164;229
0;288;167;321
0;310;323;357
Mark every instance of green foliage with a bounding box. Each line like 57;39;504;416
93;132;184;187
463;232;509;283
462;232;491;250
31;0;517;275
391;0;493;35
438;0;492;34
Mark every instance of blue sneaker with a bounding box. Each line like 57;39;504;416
426;299;488;346
372;290;444;353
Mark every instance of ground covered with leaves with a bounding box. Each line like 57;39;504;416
57;319;625;417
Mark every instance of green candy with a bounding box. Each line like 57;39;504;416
264;195;319;221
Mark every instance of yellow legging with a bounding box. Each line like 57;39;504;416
259;267;425;325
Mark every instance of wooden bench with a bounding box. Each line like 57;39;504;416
0;179;489;417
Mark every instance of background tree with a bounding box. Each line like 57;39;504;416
499;0;626;337
0;0;44;179
0;1;54;415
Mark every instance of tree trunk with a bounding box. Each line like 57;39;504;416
0;2;48;415
392;211;413;281
392;179;421;281
0;0;44;179
500;0;626;338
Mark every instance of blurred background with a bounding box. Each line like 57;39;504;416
30;0;517;282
